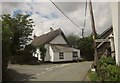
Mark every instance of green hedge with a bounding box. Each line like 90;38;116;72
97;56;120;81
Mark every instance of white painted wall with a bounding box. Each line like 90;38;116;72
109;34;115;57
118;2;120;65
111;2;120;65
51;49;80;62
33;48;42;61
44;44;50;61
33;44;51;61
50;34;67;44
49;45;54;62
44;44;81;62
53;52;73;62
72;48;81;58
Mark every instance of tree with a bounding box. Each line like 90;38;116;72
2;14;13;70
2;14;34;69
67;34;94;61
38;45;46;62
67;33;80;48
9;14;34;55
12;44;37;64
77;35;94;60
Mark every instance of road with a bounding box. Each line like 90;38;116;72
7;61;92;81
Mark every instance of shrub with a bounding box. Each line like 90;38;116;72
97;56;120;81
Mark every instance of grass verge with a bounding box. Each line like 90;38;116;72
88;70;100;82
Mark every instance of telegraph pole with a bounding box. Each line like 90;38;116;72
89;0;98;66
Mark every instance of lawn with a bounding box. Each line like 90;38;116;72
88;70;100;82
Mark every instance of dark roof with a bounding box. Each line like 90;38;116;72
31;28;69;47
100;26;113;39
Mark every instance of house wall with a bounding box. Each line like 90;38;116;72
49;45;54;61
72;49;81;58
53;52;73;62
44;45;80;62
44;44;51;61
51;50;80;62
50;34;67;44
111;2;120;65
33;48;42;61
109;34;115;57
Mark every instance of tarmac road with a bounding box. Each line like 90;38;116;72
7;61;92;81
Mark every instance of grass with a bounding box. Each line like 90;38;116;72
88;70;100;82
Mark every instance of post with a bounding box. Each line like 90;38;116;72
89;0;98;66
82;29;84;38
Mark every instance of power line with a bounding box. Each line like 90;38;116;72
50;0;83;31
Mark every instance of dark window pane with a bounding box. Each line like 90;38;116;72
59;52;64;59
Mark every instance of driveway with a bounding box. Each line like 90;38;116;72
7;61;92;81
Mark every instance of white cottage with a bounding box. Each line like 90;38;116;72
31;28;81;62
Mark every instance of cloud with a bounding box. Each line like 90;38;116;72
55;2;84;13
92;2;112;34
2;2;24;14
2;2;112;37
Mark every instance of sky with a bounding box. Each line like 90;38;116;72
1;1;112;37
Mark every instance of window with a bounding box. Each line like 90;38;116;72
73;52;78;57
59;52;64;59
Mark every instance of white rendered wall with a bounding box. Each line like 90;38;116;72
33;48;42;61
109;34;115;57
72;49;81;58
44;44;50;61
52;50;80;62
50;34;67;44
53;52;73;62
49;45;54;62
111;2;120;65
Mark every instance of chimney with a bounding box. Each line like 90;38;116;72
34;34;36;38
50;27;53;31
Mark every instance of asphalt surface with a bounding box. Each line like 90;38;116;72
7;61;92;81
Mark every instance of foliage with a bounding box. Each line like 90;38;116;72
97;56;120;81
88;70;100;81
67;33;80;48
11;44;37;64
2;14;14;70
99;56;116;66
77;35;94;60
2;14;35;69
38;45;47;62
67;34;94;60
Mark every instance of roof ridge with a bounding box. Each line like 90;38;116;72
36;28;62;38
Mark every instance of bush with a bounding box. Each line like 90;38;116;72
97;56;120;81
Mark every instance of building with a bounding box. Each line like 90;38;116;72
31;28;81;62
111;2;120;66
97;26;115;58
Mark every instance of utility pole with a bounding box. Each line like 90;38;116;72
82;29;84;38
89;0;98;66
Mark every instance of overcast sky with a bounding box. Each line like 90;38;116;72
2;1;112;37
